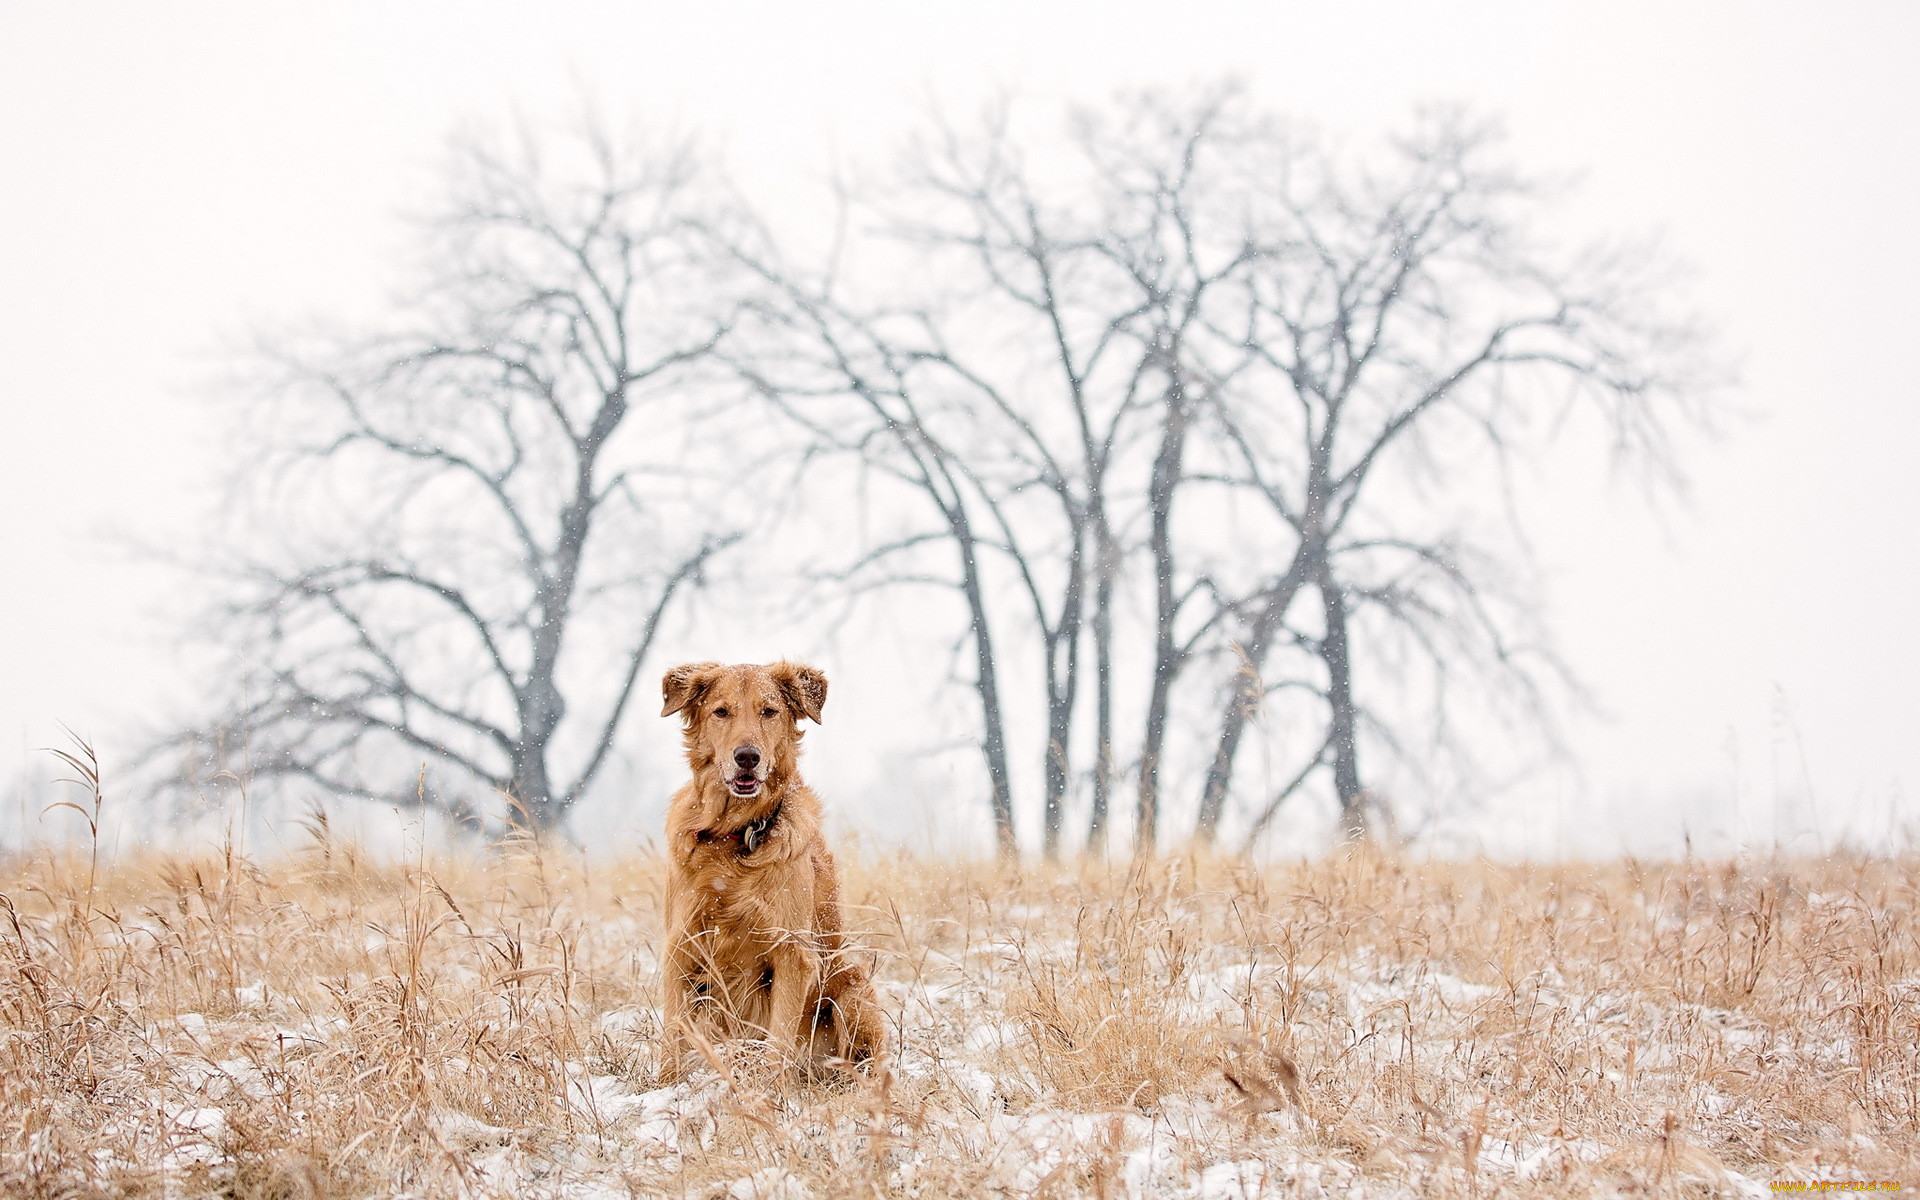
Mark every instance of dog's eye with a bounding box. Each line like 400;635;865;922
761;707;777;718
712;707;730;719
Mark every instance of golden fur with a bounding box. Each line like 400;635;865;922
657;660;886;1081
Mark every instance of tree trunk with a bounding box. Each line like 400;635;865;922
1317;563;1366;841
509;732;560;831
954;513;1018;858
508;392;621;835
1191;556;1311;843
1194;450;1330;847
1041;670;1074;859
1086;542;1116;851
1136;381;1191;855
1041;527;1085;860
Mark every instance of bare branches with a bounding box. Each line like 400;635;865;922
180;116;749;833
736;89;1714;856
1184;101;1714;846
170;93;1716;856
562;531;739;808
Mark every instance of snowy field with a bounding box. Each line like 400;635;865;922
2;843;1915;1197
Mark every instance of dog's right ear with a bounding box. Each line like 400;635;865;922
661;662;722;718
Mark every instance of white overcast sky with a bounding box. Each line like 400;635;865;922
1;1;1915;856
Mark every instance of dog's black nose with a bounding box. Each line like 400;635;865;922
734;746;760;772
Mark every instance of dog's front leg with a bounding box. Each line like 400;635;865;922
659;932;708;1085
763;941;821;1068
659;977;692;1084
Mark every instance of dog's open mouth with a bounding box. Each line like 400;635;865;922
728;775;762;798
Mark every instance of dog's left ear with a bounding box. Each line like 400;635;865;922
769;661;828;724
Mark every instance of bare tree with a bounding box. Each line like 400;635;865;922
1075;91;1265;854
737;91;1711;858
775;92;1262;857
1189;106;1713;845
186;121;749;833
726;274;1023;856
733;102;1187;859
877;103;1169;859
140;93;1714;857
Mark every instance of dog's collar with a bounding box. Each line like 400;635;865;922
697;801;782;856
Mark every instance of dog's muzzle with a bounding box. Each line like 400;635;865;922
729;746;764;798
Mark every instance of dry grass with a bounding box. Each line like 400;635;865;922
2;824;1916;1198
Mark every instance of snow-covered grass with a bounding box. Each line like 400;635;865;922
1;837;1915;1197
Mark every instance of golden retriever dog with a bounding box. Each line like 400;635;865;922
657;660;886;1082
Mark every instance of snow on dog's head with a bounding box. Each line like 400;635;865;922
662;660;826;823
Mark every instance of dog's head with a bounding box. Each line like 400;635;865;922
661;661;827;820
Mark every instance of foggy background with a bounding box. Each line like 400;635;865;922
2;1;1915;860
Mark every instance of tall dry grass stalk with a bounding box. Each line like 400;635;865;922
0;838;1914;1197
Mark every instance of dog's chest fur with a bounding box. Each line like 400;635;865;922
684;841;810;931
671;825;819;1016
670;791;822;945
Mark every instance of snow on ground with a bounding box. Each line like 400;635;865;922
107;939;1834;1199
27;853;1905;1198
